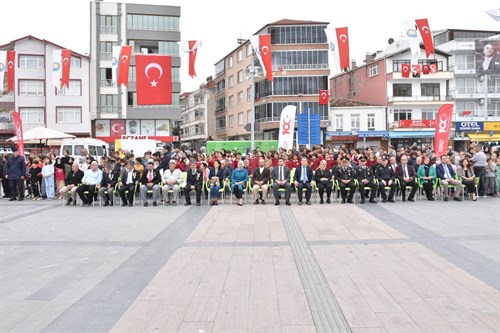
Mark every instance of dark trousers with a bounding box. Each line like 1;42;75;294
9;179;24;199
421;181;434;199
317;182;332;200
399;180;418;199
297;182;312;202
379;181;396;200
272;182;291;202
119;184;135;204
77;184;97;204
184;185;201;204
339;181;355;200
233;186;244;199
2;178;11;197
358;181;377;199
473;166;486;196
31;180;40;197
462;180;475;195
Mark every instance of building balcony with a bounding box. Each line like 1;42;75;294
215;106;226;114
100;26;117;34
387;95;453;103
0;93;14;103
100;106;118;114
452;89;500;99
215;126;226;132
272;64;329;71
215;88;225;96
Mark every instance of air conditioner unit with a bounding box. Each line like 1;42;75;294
479;98;485;105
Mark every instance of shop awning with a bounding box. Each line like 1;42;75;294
357;131;389;138
389;131;435;138
467;133;500;142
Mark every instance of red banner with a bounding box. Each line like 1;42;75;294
118;45;132;87
110;119;126;138
259;34;272;82
135;54;172;105
401;64;410;78
415;18;435;58
434;104;454;157
336;27;350;71
7;51;15;92
398;120;436;128
61;49;72;89
12;111;24;157
188;40;198;78
319;90;329;105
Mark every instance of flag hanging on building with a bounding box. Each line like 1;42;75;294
462;110;473;117
249;34;273;82
7;50;15;92
118;45;132;87
135;54;172;105
422;64;430;75
401;64;410;78
324;28;340;72
12;111;24;157
61;49;72;89
485;8;500;21
415;19;434;58
402;21;420;56
411;65;421;77
188;40;201;78
336;27;350;71
434;104;453;157
111;46;121;87
278;105;296;150
319;90;329;105
0;51;6;92
52;50;62;90
429;63;438;73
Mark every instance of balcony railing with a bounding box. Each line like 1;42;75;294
130;104;180;109
100;106;118;113
215;106;226;114
100;53;112;61
127;26;179;32
100;26;117;34
101;80;115;87
272;64;329;71
387;95;453;102
216;126;226;132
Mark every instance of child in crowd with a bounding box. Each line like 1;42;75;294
485;157;497;196
495;158;500;196
29;159;42;200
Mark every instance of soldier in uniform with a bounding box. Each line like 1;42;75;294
98;163;119;206
355;155;377;204
335;156;355;204
375;156;396;203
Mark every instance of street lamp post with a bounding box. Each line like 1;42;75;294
247;62;261;151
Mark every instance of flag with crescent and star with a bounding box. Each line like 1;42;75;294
422;64;430;75
178;40;202;78
110;119;126;138
335;27;350;71
135;54;172;105
429;63;438;73
0;51;6;92
415;19;434;58
401;64;410;78
52;49;62;90
7;50;15;92
118;45;132;87
319;90;329;105
60;49;72;89
259;34;273;82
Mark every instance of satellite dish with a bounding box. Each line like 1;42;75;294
388;38;394;45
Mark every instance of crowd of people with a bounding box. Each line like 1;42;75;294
2;142;500;207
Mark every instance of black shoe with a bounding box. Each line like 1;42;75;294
327;198;331;204
369;199;377;204
320;199;324;204
453;197;462;202
165;200;171;206
306;201;311;205
104;201;109;207
347;200;353;204
128;203;133;207
428;197;435;201
274;201;280;206
298;201;303;205
402;198;407;202
444;197;449;202
388;199;395;203
285;201;291;206
121;202;127;207
196;202;201;206
66;198;73;206
153;202;157;206
341;199;346;204
18;197;24;201
144;202;148;207
73;200;77;206
172;201;177;206
382;199;387;203
360;199;365;204
9;198;16;201
185;202;191;206
408;198;415;202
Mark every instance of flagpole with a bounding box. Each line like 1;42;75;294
248;61;259;151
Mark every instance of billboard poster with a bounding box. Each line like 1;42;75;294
141;119;155;135
155;120;170;136
475;40;500;75
95;119;110;137
126;119;140;135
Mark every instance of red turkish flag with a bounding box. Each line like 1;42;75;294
434;104;453;157
259;34;273;82
188;40;199;78
429;63;438;73
422;64;430;74
61;49;72;89
411;65;421;77
7;51;15;92
319;90;329;105
336;27;350;71
12;111;25;157
462;110;473;117
136;54;172;105
401;64;410;78
110;119;126;138
415;19;434;58
118;45;132;87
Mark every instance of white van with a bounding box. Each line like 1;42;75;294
60;138;109;161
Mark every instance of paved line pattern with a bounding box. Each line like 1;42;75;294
40;206;210;333
183;240;290;247
1;204;60;224
280;206;352;333
0;240;149;247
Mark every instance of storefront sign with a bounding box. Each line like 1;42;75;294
455;121;484;132
121;135;149;140
484;122;500;131
398;120;435;128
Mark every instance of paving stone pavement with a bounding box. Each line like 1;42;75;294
0;195;499;333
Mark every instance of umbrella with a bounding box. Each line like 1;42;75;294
7;126;75;142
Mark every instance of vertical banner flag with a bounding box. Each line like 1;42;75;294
434;104;453;158
278;105;297;150
111;46;121;86
118;45;132;87
249;35;265;73
485;9;500;22
324;28;340;72
259;34;273;82
319;90;329;105
7;51;15;92
415;19;434;58
0;51;6;91
336;27;350;71
401;64;410;78
402;21;420;56
135;54;172;105
12;111;25;157
188;40;201;78
52;50;62;90
61;49;72;89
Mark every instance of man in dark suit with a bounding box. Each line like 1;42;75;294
157;145;173;171
335;156;356;204
436;155;463;202
252;158;270;205
271;157;291;206
375;156;396;203
355;155;377;204
97;163;119;207
140;161;162;206
184;160;202;206
60;162;84;206
395;155;418;202
119;160;140;207
294;156;314;205
314;160;333;204
477;43;500;75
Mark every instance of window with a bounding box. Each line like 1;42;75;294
393;84;412;97
456;78;476;94
238;91;243;104
367;113;375;130
238;112;244;125
229;95;234;107
19;80;44;96
100;68;113;86
273;76;328;95
228;56;233;68
393;60;411;72
272;50;329;70
127;14;179;32
421;83;440;97
237;50;243;62
455;54;475;70
228;75;234;88
237;70;243;84
100;15;118;33
394;109;412;121
100;41;117;60
351;114;360;131
269;25;327;44
71;57;81;68
101;94;118;113
19;108;44;124
57;107;81;123
421;108;437;120
247;110;252;123
246;43;253;57
247;87;252;101
19;55;44;68
58;80;81;96
335;114;343;131
369;64;379;77
216;116;226;131
229;115;235;127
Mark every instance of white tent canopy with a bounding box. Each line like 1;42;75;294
7;127;75;142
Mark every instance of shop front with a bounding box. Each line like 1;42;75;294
326;131;389;150
457;121;500;145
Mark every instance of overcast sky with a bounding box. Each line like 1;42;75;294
2;0;499;92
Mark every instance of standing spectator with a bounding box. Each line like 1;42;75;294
41;157;55;200
157;145;173;171
60;149;73;177
496;157;500;196
471;144;487;197
484;158;496;196
6;148;26;201
29;159;42;200
54;158;66;199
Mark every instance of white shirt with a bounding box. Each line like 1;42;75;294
162;168;181;184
